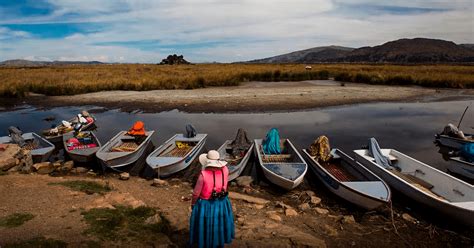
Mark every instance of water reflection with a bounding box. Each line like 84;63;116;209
1;100;473;179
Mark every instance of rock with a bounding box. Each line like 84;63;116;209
0;144;21;171
275;201;293;210
8;165;20;172
298;203;310;211
19;150;33;174
61;161;74;172
310;196;322;205
285;208;298;217
119;172;130;180
237;217;245;223
402;213;417;223
229;192;269;205
72;167;88;173
52;161;63;169
323;224;338;236
266;211;282;222
342;215;356;224
87;192;145;210
254;204;265;210
304;190;316;197
151;179;169;187
315;207;329;215
235;176;253;187
159;54;191;65
33;162;53;174
145;214;162;225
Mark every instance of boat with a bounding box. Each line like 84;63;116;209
448;157;474;180
435;133;474;151
302;148;391;210
0;132;55;162
146;133;207;177
63;131;101;163
254;138;307;190
217;140;254;181
96;130;155;169
43;112;96;143
354;148;474;227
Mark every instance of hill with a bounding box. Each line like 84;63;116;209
0;59;104;67
248;38;474;63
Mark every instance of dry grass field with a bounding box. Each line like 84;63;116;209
0;64;473;97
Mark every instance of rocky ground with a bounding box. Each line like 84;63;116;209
0;161;473;247
10;81;474;113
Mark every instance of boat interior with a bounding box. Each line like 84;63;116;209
260;139;301;163
158;141;198;157
110;134;147;152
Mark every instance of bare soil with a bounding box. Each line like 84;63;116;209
0;173;472;247
17;81;474;113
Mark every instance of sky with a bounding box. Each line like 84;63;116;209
0;0;473;63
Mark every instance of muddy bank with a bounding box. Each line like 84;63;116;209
10;81;474;113
0;173;472;247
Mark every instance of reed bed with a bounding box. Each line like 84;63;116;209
0;64;472;97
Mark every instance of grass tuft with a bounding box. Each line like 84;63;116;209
81;206;170;241
48;180;112;195
0;213;35;228
4;237;67;248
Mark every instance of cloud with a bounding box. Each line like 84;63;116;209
0;0;473;62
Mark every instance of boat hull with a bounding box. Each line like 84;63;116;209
0;132;55;163
146;134;207;177
354;149;474;227
97;131;155;169
448;157;474;180
254;139;307;190
436;134;474;151
217;140;254;182
302;149;390;210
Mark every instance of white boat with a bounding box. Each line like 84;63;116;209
217;140;254;181
0;132;55;162
146;134;207;177
96;131;155;169
354;149;474;227
63;131;101;163
448;157;474;180
254;139;307;190
435;133;474;151
302;148;391;210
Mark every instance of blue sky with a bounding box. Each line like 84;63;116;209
0;0;472;62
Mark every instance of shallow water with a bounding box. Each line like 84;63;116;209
0;100;473;180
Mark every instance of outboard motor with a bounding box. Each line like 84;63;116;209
8;126;25;147
185;124;197;138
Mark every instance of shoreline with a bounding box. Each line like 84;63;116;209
3;81;474;113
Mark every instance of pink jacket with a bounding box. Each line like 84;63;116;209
192;166;229;205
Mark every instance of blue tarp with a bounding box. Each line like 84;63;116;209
461;143;474;162
263;128;281;154
368;138;394;169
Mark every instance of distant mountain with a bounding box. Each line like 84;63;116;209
0;59;104;66
248;46;355;63
248;38;474;63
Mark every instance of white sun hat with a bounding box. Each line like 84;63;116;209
199;150;228;168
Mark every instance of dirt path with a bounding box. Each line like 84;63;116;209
0;173;472;247
24;81;474;113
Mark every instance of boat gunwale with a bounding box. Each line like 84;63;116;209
217;139;254;176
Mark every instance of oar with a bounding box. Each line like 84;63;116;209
457;104;471;129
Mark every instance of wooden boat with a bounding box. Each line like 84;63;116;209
435;133;474;151
96;131;155;169
354;149;474;227
0;132;55;162
217;140;254;181
43;114;96;143
302;148;391;210
448;157;474;180
254;139;307;190
63;131;101;163
146;134;207;177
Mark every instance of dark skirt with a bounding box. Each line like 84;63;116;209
189;196;235;248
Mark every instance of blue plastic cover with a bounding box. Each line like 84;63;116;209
461;143;474;162
263;128;281;154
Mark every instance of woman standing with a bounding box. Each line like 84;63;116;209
189;150;235;248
